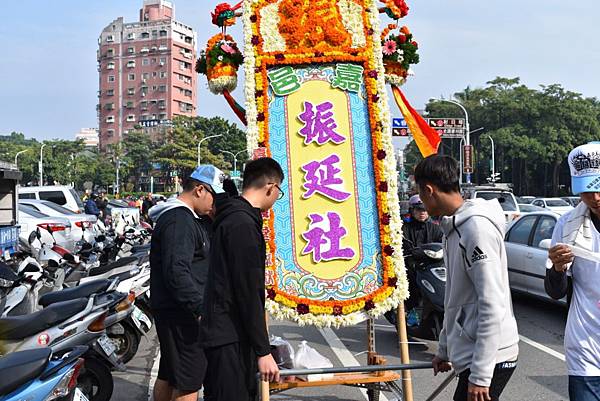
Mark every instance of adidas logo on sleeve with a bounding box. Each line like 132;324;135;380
471;246;488;263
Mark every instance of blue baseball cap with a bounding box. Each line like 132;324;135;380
190;165;226;194
569;142;600;194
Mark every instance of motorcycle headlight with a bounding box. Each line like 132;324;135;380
423;249;444;260
431;267;447;282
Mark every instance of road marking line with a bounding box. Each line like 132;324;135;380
147;349;160;401
319;327;389;401
519;334;566;362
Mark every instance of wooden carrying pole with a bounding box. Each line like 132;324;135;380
397;302;414;401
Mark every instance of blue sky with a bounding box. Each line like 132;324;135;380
1;0;599;141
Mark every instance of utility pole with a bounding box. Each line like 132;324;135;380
14;149;29;168
220;149;247;175
197;134;223;166
39;144;47;186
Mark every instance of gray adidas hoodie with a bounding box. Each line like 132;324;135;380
438;198;519;387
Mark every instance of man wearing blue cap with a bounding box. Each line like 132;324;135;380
546;142;600;400
149;165;225;401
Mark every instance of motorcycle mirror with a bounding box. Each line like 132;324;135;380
28;230;37;245
36;227;42;239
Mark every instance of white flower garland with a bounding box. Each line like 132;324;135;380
243;0;259;154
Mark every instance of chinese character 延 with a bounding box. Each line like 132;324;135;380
298;101;346;146
331;64;364;93
268;66;301;96
302;154;351;202
301;212;355;262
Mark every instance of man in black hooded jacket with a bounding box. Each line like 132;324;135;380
202;157;284;401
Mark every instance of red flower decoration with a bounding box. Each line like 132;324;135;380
251;35;259;45
258;141;266;147
367;28;374;35
250;14;257;23
275;53;285;61
372;94;380;103
333;305;343;316
267;288;276;300
257;112;265;121
376;149;386;160
255;89;263;98
381;213;391;225
368;70;378;79
388;277;398;287
314;51;324;57
378;181;388;192
364;300;375;311
296;304;309;315
398;34;407;44
411;41;418;48
384;245;395;256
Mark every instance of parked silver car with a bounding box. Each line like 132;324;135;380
18;205;75;251
19;199;97;243
504;210;568;305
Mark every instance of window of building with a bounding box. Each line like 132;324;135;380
159;29;168;37
159;113;167;119
126;101;135;109
128;73;135;81
158;85;167;92
152;71;158;78
159;57;166;65
142;58;149;66
127;60;135;68
108;75;115;83
151;114;158;120
184;36;192;44
152;85;158;91
141;32;150;39
151;58;157;64
141;47;150;53
142;73;150;80
107;62;115;70
159;45;168;51
107;129;115;137
127;32;135;40
159;71;167;78
127;47;135;54
107;48;114;57
185;89;192;97
152;30;158;37
105;103;115;110
158;100;166;109
141;115;149;121
127;87;135;95
106;89;114;96
106;35;114;42
106;116;115;123
140;101;148;110
127;114;136;122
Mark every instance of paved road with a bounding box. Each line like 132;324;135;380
114;292;570;401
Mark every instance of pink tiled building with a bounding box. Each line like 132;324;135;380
97;0;197;150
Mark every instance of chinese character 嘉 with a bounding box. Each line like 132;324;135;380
298;101;345;145
302;154;351;202
331;64;364;93
301;212;355;262
268;66;301;96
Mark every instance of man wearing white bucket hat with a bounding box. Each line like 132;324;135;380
546;142;600;400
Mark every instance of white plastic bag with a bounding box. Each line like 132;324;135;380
270;335;295;369
293;341;334;381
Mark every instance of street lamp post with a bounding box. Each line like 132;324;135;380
220;149;247;175
487;135;495;180
197;134;223;166
39;144;47;186
430;98;471;184
14;149;29;167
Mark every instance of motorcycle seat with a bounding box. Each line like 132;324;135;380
130;244;151;254
0;298;88;341
88;256;138;277
0;348;51;396
38;279;111;307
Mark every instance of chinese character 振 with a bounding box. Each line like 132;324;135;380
331;64;364;93
301;211;355;262
302;154;351;202
268;66;301;96
298;101;345;145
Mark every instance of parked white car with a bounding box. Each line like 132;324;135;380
504;210;568;305
531;198;574;215
463;186;520;223
18;204;75;252
19;199;97;244
18;185;85;213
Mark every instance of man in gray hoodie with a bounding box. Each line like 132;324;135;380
414;155;519;401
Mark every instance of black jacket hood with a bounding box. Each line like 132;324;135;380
214;196;262;229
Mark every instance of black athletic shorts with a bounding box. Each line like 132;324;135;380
203;342;258;401
155;313;207;392
454;360;517;401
